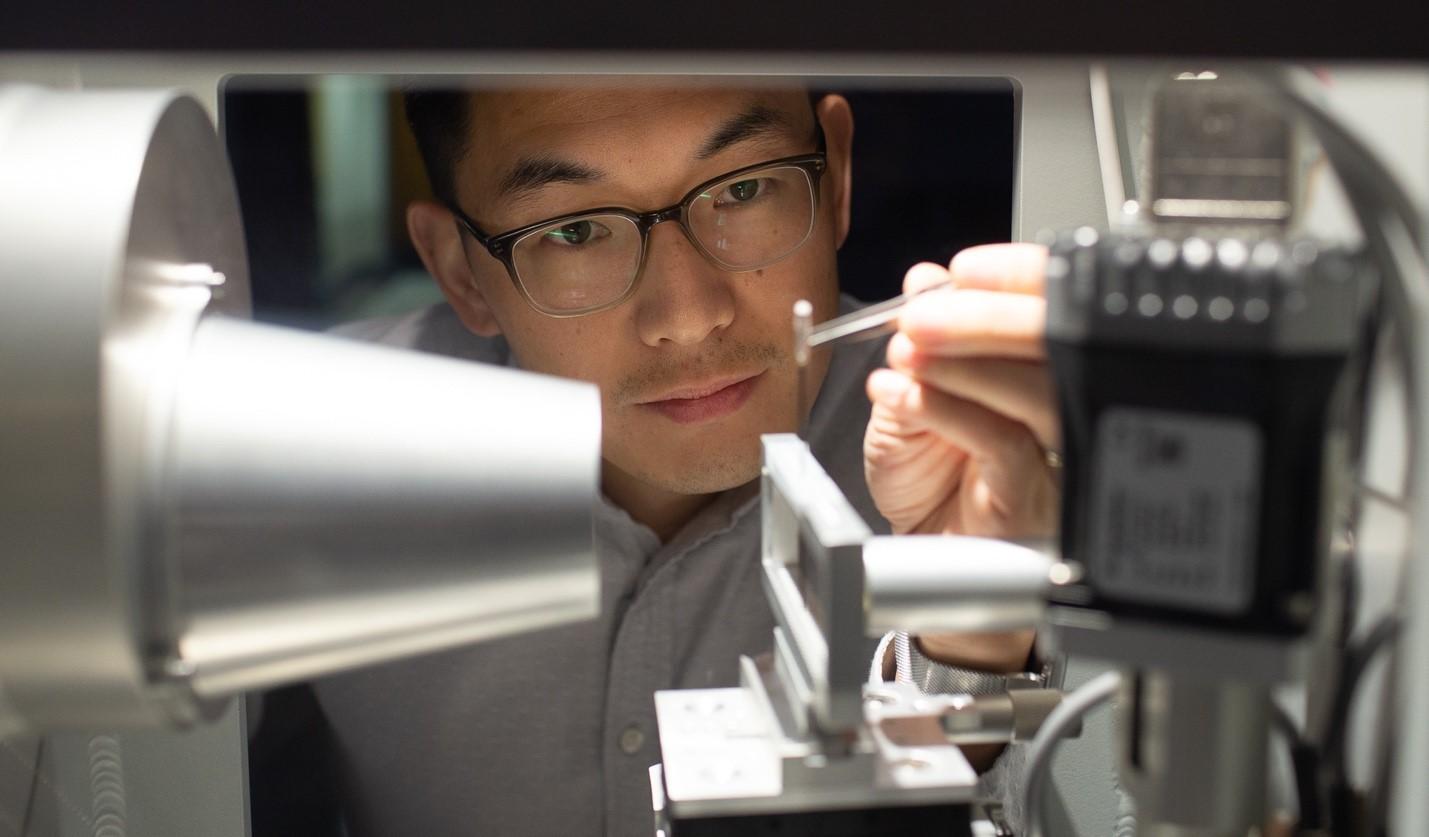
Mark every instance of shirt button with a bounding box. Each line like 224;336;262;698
618;724;645;755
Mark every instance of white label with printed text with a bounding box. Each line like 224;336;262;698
1089;408;1260;614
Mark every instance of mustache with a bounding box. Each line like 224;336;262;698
613;341;786;404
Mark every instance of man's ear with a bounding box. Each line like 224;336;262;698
407;200;504;337
815;94;854;250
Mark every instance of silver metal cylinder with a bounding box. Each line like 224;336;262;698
862;535;1052;634
938;688;1066;744
167;317;601;696
0;85;603;733
1118;671;1270;836
0;85;251;732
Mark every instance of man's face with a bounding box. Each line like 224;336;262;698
441;86;848;500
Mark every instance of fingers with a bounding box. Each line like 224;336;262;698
888;336;1060;451
875;242;1059;539
898;288;1047;360
895;244;1049;361
949;243;1048;295
867;368;1049;505
901;243;1049;297
863;393;968;532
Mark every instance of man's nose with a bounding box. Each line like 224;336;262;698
633;221;736;348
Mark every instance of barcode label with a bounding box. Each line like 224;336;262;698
1088;408;1260;614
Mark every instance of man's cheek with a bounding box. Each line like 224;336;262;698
520;343;617;391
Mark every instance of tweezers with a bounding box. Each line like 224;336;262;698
805;276;955;349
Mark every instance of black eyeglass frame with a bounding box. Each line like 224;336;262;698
448;151;829;318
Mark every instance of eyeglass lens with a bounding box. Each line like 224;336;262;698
509;164;817;313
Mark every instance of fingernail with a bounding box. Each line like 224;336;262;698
868;369;912;404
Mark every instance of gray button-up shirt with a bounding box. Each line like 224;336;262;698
310;299;890;837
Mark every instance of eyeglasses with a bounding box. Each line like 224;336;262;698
449;152;828;317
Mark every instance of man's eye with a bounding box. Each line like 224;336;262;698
544;219;610;246
716;178;770;205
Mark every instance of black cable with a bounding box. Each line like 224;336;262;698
1319;615;1402;837
1324;615;1402;783
20;738;45;837
1367;632;1402;836
1338;550;1360;650
1269;701;1323;833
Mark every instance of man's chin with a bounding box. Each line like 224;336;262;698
623;449;762;497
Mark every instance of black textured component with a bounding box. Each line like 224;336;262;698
669;803;972;836
1044;232;1365;636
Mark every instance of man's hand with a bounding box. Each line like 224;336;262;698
864;243;1058;685
865;242;1059;541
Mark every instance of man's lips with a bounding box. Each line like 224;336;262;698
637;372;763;425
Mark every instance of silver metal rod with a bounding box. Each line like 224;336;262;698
792;299;813;367
805;276;954;349
863;535;1052;634
793;299;812;440
1088;63;1130;225
939;689;1067;744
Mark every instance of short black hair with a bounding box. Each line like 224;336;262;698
403;89;472;208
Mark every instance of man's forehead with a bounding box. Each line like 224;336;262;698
464;86;812;154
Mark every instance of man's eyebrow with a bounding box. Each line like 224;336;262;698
695;104;799;160
497;155;604;200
